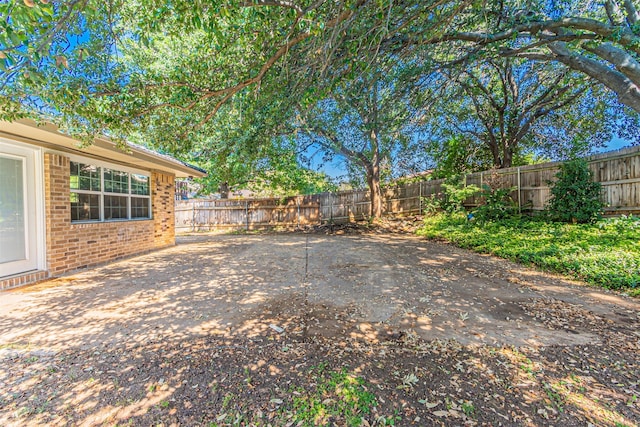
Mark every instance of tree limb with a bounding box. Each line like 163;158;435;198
623;0;640;26
582;41;640;87
547;41;640;112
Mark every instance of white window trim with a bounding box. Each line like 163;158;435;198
68;155;152;223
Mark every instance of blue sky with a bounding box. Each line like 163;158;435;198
605;136;632;151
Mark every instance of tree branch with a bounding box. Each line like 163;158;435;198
547;41;640;112
582;41;640;86
167;0;366;131
623;0;640;26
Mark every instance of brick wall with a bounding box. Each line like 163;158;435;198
44;153;176;276
152;171;175;248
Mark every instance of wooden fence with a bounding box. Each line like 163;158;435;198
175;145;640;232
175;196;321;233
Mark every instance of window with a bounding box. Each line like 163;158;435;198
70;163;101;221
104;195;128;219
70;160;151;222
130;174;151;219
71;193;100;221
104;169;129;193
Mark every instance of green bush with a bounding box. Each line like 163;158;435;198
422;177;479;215
472;184;518;223
547;159;603;223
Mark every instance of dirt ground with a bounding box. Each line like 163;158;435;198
0;230;638;426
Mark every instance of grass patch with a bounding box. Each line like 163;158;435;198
283;364;378;426
417;214;640;296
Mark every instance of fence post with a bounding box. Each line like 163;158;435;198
297;197;301;227
192;202;196;233
517;167;522;213
330;193;333;222
245;200;249;231
419;181;423;215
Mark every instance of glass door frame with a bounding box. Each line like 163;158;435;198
0;139;45;278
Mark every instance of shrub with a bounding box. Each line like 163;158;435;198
421;177;480;215
547;159;603;224
473;184;518;223
440;177;480;213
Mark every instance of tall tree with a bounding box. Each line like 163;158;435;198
294;66;415;218
5;0;640;123
418;58;628;169
4;0;640;195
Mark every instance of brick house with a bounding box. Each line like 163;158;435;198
0;119;206;290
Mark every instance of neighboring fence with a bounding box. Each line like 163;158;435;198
175;145;640;232
175;196;321;233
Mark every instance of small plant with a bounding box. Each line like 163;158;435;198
159;400;170;408
546;159;603;223
285;366;377;426
599;214;640;234
421;194;443;216
461;400;475;418
221;393;235;410
422;176;479;215
441;178;480;213
543;382;565;411
473;184;518;223
418;214;639;293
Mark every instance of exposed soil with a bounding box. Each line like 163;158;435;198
0;228;638;426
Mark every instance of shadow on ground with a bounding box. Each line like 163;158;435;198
0;233;638;426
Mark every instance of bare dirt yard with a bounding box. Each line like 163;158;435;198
0;229;638;426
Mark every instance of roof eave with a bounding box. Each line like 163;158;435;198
0;119;207;178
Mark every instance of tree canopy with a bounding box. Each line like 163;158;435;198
2;0;640;204
417;57;637;172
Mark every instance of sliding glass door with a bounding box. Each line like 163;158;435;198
0;142;38;277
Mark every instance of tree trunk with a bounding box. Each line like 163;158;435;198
367;169;383;219
218;181;230;199
487;134;502;168
367;78;384;219
502;148;513;168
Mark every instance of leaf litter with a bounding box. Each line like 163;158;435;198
0;230;638;426
1;321;638;426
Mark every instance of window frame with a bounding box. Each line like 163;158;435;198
68;155;152;223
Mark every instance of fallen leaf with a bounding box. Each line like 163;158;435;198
418;399;440;409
